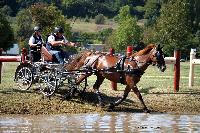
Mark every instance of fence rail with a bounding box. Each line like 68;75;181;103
0;48;27;83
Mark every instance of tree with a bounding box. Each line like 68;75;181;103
97;28;113;44
0;11;14;50
143;0;192;56
108;5;142;52
95;14;105;24
1;5;13;16
144;0;161;27
1;0;18;16
29;3;72;40
15;9;32;49
189;0;200;34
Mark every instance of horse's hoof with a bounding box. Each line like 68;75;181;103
143;108;150;113
108;103;115;110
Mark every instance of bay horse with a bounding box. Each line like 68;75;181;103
63;50;93;71
75;44;166;113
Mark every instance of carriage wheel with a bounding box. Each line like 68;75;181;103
15;64;33;90
38;69;57;97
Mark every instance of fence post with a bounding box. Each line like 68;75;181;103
174;50;180;92
0;48;3;83
21;48;27;63
109;48;117;90
189;49;196;87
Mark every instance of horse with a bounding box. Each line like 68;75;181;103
63;50;93;71
75;44;166;113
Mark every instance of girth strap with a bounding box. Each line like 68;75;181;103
116;55;126;70
115;56;127;84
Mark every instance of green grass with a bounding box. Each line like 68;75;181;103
0;62;200;93
137;62;200;93
69;19;117;33
87;62;200;94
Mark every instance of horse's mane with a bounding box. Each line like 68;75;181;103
131;44;156;57
64;50;93;70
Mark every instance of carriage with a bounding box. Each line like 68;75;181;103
14;44;166;112
14;45;88;97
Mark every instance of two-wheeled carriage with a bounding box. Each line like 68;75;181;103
14;46;88;97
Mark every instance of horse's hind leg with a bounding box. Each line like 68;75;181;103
93;74;105;107
132;86;150;113
108;85;131;110
66;73;92;98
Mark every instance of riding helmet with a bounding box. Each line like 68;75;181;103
54;27;64;33
34;26;42;32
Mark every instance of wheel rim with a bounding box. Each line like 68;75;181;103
39;69;57;97
15;66;33;90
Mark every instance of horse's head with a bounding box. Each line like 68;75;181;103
150;44;166;72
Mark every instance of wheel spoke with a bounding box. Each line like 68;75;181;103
38;69;57;97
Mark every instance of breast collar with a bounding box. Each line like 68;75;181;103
129;56;152;69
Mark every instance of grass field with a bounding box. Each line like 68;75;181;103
0;62;200;93
69;19;117;33
0;62;200;92
0;62;200;114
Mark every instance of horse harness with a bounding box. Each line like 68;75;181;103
115;56;144;84
82;53;145;84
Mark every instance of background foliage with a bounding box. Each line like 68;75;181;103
109;5;142;52
0;0;200;57
0;10;14;50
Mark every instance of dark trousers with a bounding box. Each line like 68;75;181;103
31;51;41;62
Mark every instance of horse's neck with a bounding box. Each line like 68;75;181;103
134;51;152;71
64;54;88;71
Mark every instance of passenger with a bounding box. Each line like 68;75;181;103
28;26;43;62
46;27;76;64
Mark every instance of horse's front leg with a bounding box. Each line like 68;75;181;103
108;86;130;110
66;73;92;98
132;86;150;113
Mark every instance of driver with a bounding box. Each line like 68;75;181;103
46;27;75;64
28;26;43;62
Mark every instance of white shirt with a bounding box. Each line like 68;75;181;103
29;36;43;44
47;34;68;43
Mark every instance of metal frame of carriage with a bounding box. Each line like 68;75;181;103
14;46;89;97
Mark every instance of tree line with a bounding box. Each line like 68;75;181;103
0;0;200;58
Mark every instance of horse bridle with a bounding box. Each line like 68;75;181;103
131;47;165;68
150;47;166;68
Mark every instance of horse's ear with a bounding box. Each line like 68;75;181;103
157;44;164;50
157;44;160;50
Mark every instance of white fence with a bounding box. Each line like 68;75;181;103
189;49;200;87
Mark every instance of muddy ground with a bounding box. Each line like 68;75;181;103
1;86;200;115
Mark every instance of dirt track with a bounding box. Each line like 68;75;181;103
1;87;200;115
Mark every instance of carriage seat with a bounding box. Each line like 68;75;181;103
41;46;53;61
41;46;58;63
